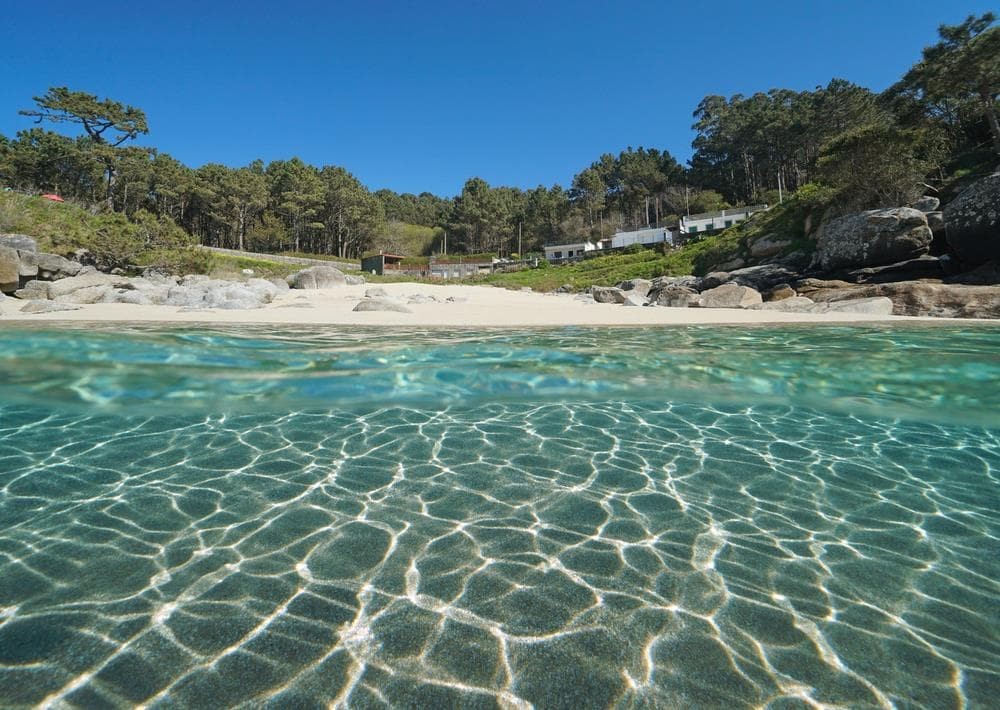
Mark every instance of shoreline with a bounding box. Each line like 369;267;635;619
3;282;996;327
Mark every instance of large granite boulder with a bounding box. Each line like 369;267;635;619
0;246;19;293
622;293;647;307
47;273;114;300
0;234;38;253
843;255;945;284
698;283;763;309
591;286;626;304
816;207;932;271
943;172;1000;267
617;278;653;298
14;280;51;300
288;265;347;289
19;252;84;280
345;274;366;286
650;285;700;307
725;264;800;291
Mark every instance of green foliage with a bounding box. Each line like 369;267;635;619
20;87;148;147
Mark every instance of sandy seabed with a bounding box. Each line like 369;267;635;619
0;281;958;327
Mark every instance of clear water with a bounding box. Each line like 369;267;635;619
0;324;998;708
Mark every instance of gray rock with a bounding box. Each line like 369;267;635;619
19;300;82;314
698;272;731;290
651;286;700;308
816;207;932;271
622;293;647;307
726;264;800;291
757;296;816;312
0;234;38;252
591;286;626;304
344;274;366;285
14;280;51;300
844;255;944;284
911;196;941;213
714;257;746;271
268;277;291;291
926;211;945;233
352;298;412;313
445;296;468;303
47;273;113;300
617;278;652;297
288;265;347;289
116;290;154;306
245;278;279;303
19;251;82;280
699;283;763;309
763;284;797;302
0;245;19;293
749;233;793;258
813;297;895;316
943;172;1000;267
365;286;389;298
651;274;700;291
808;282;1000;318
180;274;210;285
554;284;574;293
54;285;111;304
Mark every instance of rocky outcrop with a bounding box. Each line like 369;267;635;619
842;255;944;284
650;286;700;307
288;265;347;289
19;301;83;314
725;264;800;291
591;286;626;304
698;283;763;309
815;207;932;271
943;172;1000;268
18;251;82;280
622;293;647;307
804;281;1000;319
353;298;412;313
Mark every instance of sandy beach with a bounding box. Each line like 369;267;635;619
0;281;956;326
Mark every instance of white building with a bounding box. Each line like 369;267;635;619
679;205;768;236
543;241;601;261
610;227;676;250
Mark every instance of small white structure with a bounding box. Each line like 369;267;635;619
610;227;676;250
680;205;768;235
543;241;601;261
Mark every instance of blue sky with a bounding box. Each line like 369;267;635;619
0;1;994;196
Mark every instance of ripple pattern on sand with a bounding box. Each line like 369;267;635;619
1;401;998;708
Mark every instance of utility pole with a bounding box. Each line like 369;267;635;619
443;231;447;256
777;169;784;204
518;221;522;258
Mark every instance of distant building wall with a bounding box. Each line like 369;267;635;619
680;205;767;235
610;227;675;250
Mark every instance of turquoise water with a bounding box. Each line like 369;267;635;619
0;324;998;708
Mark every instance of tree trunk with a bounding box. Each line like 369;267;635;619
980;88;1000;161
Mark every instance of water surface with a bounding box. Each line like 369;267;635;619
0;324;998;708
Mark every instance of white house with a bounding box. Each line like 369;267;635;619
543;241;602;261
679;205;768;236
610;227;676;250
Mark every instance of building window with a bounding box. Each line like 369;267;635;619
568;250;574;257
689;225;697;233
554;251;562;258
725;220;733;227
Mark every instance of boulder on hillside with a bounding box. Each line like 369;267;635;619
591;286;626;304
816;207;932;271
288;265;347;289
0;234;38;253
943;172;1000;268
345;274;366;285
698;283;763;309
0;246;19;293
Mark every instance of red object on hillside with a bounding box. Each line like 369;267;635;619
40;194;64;202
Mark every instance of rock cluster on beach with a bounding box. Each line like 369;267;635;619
588;172;1000;318
0;242;366;312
